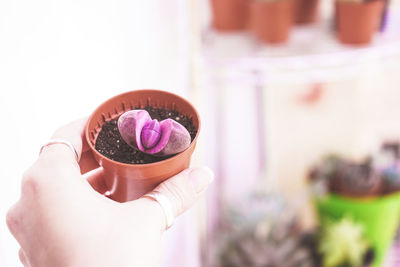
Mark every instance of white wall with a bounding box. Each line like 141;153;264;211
0;1;196;266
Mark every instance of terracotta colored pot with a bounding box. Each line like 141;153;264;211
85;90;200;202
293;0;320;24
336;0;384;45
210;0;249;31
250;0;294;44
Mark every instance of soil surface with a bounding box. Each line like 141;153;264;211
95;106;197;164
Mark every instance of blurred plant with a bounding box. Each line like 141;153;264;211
309;155;340;183
309;143;400;197
309;155;382;197
318;217;373;267
376;142;400;193
335;158;382;197
217;193;314;267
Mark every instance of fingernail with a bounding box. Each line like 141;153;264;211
190;167;214;193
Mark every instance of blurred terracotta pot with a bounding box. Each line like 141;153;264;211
336;0;384;45
293;0;320;24
85;90;200;202
250;0;294;44
210;0;250;31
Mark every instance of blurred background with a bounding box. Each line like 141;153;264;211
1;0;400;266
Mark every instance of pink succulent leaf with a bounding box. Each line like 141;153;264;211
118;110;151;150
157;119;191;156
117;110;191;156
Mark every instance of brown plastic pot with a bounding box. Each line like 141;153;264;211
210;0;250;31
250;0;294;44
85;90;200;202
336;0;384;45
293;0;319;24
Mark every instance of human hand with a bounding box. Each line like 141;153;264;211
6;119;213;267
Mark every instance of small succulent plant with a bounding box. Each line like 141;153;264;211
318;217;372;267
310;142;400;197
118;110;191;156
335;158;382;196
382;163;400;191
217;194;314;267
219;228;314;267
376;143;400;193
310;155;383;197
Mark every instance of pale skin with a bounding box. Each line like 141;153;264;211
6;119;214;267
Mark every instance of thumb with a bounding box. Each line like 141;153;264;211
152;167;214;218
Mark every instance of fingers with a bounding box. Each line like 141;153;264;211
19;249;29;267
37;119;86;175
84;168;108;195
79;150;99;174
155;167;213;216
6;206;30;266
136;167;213;230
50;118;87;156
38;118;100;175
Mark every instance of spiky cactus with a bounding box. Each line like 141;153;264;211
318;218;373;267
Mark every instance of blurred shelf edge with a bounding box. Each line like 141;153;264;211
200;11;400;84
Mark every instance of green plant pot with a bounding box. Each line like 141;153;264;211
315;193;400;267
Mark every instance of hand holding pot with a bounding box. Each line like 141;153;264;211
6;119;213;267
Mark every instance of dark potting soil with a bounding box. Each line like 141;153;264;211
95;106;197;164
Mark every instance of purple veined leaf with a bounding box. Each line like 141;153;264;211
118;110;191;157
141;119;162;150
